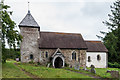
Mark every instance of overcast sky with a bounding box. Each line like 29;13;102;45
4;0;114;41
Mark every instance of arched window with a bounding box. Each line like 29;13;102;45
72;51;76;60
97;55;101;61
30;54;33;59
88;56;91;62
46;52;48;58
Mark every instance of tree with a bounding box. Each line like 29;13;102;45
97;0;120;63
0;0;22;63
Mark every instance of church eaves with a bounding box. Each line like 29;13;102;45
19;10;39;28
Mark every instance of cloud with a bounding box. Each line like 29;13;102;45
4;0;114;41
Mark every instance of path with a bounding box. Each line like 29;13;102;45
14;63;39;79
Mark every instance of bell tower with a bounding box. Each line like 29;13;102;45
19;10;40;62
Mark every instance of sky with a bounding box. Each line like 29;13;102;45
4;0;115;41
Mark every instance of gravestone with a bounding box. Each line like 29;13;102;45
69;65;72;68
47;63;50;68
83;66;87;70
106;70;119;78
16;58;19;62
74;62;80;70
90;65;96;74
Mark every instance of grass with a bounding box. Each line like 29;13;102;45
65;67;120;78
2;60;92;78
18;63;92;78
2;60;30;78
2;60;120;79
95;68;120;78
84;67;120;78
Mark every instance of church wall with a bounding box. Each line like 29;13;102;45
20;27;40;62
86;52;107;68
39;49;86;67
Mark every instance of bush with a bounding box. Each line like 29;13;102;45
108;62;120;68
29;60;34;64
37;62;40;65
65;63;69;67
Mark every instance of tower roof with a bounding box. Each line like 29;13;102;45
19;10;39;28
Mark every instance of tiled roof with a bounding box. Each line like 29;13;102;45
85;41;108;52
19;10;39;28
39;31;87;49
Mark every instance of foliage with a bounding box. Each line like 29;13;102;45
108;62;120;68
0;1;22;63
3;48;20;60
29;60;34;64
2;60;30;78
65;63;69;67
97;0;120;63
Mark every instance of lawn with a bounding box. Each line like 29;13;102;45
2;60;30;78
18;63;92;78
95;68;120;78
2;60;120;79
65;67;120;78
2;60;92;78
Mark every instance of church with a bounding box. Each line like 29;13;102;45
19;10;108;68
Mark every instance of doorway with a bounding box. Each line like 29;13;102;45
54;57;63;68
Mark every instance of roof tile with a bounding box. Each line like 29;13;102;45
85;41;108;52
39;32;87;49
19;10;39;27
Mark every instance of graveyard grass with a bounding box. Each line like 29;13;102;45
2;60;120;78
2;60;91;78
2;60;30;78
65;67;120;78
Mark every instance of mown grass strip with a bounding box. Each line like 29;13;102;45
2;61;30;78
18;63;92;78
65;67;120;78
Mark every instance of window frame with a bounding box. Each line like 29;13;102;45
30;54;34;59
45;51;48;58
97;54;101;61
72;51;76;60
88;56;91;62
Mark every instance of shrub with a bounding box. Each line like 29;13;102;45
108;62;120;68
29;60;34;64
65;63;69;67
37;62;40;65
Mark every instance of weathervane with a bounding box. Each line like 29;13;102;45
28;1;30;14
28;2;30;11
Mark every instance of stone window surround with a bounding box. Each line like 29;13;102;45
45;51;49;58
30;54;34;59
41;51;49;58
71;50;77;60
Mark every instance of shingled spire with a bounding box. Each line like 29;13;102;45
19;10;39;28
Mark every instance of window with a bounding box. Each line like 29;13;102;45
72;51;76;60
30;54;33;59
46;52;48;58
88;56;91;62
97;55;101;61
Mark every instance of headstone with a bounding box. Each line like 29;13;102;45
74;62;80;70
90;65;96;74
106;70;119;78
47;63;50;68
16;58;19;62
69;65;72;68
83;66;87;71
